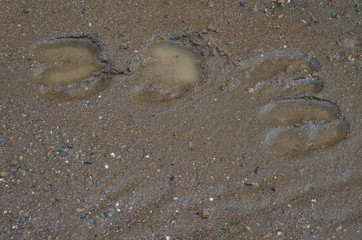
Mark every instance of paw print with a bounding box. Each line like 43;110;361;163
245;52;348;155
33;38;110;101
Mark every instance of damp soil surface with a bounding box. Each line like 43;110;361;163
0;1;361;239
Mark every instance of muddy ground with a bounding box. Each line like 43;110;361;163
0;0;361;239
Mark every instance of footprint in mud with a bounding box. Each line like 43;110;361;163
132;41;202;102
33;38;110;101
259;98;348;155
245;53;348;155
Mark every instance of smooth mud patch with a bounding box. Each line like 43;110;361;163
133;41;201;102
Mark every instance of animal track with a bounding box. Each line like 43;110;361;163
127;29;227;103
264;120;348;155
259;98;339;126
249;66;324;98
132;41;201;102
33;38;110;100
246;52;348;155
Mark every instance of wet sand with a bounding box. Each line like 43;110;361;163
0;1;361;239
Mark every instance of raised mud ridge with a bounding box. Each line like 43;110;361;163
247;51;349;155
33;38;111;101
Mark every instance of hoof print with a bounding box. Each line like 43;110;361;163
265;126;311;154
244;55;319;83
33;38;110;101
259;99;339;126
244;51;349;155
250;66;324;98
133;41;201;102
265;121;348;155
289;74;323;94
135;82;191;102
261;99;347;155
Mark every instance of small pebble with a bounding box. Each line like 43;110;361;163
10;159;19;167
245;181;259;187
202;208;210;219
207;24;218;32
0;171;7;178
254;167;260;174
209;197;214;201
277;0;285;6
336;225;342;231
271;186;276;192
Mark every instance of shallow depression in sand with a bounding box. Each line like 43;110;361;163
133;42;201;102
264;121;347;155
259;99;339;126
34;40;103;87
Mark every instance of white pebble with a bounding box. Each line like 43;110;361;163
105;164;109;169
209;197;214;202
